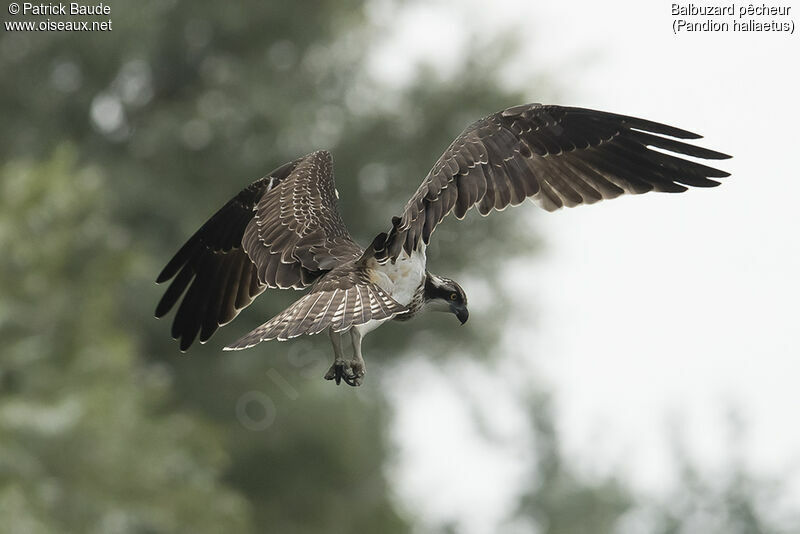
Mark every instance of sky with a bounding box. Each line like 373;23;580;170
366;0;800;532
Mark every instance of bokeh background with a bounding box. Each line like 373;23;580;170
1;0;798;533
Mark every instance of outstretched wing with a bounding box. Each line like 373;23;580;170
224;265;407;348
371;104;731;261
155;150;361;351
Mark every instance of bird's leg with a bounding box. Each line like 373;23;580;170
344;328;366;387
324;328;354;385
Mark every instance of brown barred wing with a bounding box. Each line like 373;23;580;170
224;266;407;348
241;150;362;281
371;104;731;261
155;151;361;351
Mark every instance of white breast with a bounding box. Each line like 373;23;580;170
366;245;427;307
355;246;427;337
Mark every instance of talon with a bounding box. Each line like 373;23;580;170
343;359;365;386
349;360;365;378
324;361;349;385
325;329;366;388
343;373;363;387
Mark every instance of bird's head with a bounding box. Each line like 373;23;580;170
423;273;469;325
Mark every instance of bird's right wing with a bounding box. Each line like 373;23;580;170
155;150;361;351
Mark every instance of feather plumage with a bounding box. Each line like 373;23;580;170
371;104;731;261
156;103;730;357
155;151;361;350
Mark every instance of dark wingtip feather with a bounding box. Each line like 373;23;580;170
154;295;174;319
565;106;704;140
156;264;177;284
156;241;197;283
695;148;731;161
154;265;193;318
677;177;721;188
631;131;732;162
624;118;702;140
179;333;195;352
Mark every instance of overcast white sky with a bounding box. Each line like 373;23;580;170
367;0;800;532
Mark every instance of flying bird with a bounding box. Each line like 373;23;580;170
155;104;730;386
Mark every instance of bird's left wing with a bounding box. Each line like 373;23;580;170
155;150;361;350
370;104;731;261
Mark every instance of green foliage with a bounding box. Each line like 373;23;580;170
513;396;800;534
646;464;785;534
0;148;251;534
1;1;535;531
1;1;796;533
515;393;632;534
643;423;800;534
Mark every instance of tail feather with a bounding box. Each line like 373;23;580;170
223;283;406;350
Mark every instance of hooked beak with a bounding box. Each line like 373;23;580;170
453;305;469;325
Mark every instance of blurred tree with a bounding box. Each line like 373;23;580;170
0;1;538;531
513;393;632;534
2;1;796;533
512;397;800;534
0;148;251;533
642;418;800;534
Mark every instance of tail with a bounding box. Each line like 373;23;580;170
224;282;406;350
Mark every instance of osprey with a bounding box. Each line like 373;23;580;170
155;104;730;386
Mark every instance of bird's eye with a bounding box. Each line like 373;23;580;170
449;293;458;301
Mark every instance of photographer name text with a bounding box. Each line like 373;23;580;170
5;2;112;32
14;2;109;15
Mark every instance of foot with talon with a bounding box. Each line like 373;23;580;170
343;359;365;387
324;360;356;385
325;328;367;387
